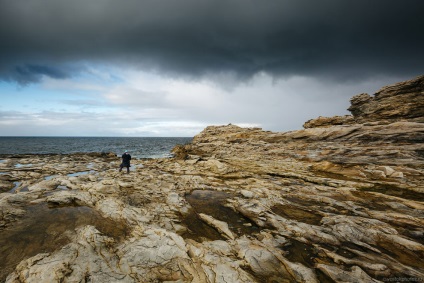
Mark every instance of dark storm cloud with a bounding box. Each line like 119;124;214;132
12;64;70;84
0;0;423;84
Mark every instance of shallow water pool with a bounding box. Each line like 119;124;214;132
0;203;129;281
181;190;259;241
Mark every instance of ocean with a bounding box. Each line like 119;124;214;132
0;137;192;159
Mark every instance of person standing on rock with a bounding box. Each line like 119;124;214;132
119;150;132;173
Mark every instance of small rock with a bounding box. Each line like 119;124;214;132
198;213;235;240
369;170;386;179
377;166;395;176
240;190;254;198
390;171;404;178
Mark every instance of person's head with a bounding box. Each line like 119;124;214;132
124;150;128;153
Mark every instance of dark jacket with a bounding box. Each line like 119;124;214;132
121;153;131;167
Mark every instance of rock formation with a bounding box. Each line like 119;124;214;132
0;75;423;282
348;75;424;123
303;115;356;128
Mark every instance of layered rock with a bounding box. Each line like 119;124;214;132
303;115;355;128
1;75;423;282
348;75;424;123
304;74;424;127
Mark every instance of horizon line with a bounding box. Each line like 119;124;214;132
0;136;194;138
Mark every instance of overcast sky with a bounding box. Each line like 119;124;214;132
0;0;423;136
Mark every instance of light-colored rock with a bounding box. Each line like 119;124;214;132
317;264;381;283
377;166;396;176
236;236;318;282
198;213;235;240
6;226;131;283
390;171;404;178
240;189;254;198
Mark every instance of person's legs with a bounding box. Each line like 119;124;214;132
126;166;130;174
119;164;123;172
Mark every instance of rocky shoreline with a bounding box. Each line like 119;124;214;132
1;75;423;282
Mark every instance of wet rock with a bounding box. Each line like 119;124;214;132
236;236;318;282
198;213;235;240
0;196;26;228
6;226;131;283
46;191;93;207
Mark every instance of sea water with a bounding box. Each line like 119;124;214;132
0;137;192;159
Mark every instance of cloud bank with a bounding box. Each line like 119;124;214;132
1;0;423;84
0;0;423;136
0;71;401;136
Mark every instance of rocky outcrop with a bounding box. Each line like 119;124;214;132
304;75;424;128
1;75;423;282
303;115;355;128
348;75;424;123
